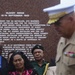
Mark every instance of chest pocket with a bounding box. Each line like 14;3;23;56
62;45;75;66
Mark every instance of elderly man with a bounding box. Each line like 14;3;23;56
31;44;49;75
43;0;75;75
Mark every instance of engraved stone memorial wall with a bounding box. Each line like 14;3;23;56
0;0;60;61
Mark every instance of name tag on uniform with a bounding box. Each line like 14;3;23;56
0;56;2;68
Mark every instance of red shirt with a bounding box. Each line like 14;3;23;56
9;69;33;75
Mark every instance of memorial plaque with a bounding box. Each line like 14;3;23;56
0;0;60;61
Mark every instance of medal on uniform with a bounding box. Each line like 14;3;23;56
64;52;75;58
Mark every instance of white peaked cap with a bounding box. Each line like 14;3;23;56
43;0;75;24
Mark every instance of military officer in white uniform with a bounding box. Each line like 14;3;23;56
43;0;75;75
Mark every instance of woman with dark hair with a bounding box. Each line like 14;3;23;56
8;51;38;75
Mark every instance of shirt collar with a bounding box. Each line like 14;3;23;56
66;31;75;45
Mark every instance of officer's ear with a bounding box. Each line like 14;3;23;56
69;16;74;21
68;12;75;21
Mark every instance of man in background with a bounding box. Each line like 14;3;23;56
43;0;75;75
31;44;49;75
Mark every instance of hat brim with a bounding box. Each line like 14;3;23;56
47;18;58;24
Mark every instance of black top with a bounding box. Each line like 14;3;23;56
0;56;8;75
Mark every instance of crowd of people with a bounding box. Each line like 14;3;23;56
0;44;56;75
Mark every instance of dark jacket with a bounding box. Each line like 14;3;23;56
0;56;8;75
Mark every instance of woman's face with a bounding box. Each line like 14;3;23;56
13;54;24;71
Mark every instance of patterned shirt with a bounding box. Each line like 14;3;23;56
9;69;33;75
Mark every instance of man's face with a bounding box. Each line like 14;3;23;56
53;15;74;38
33;49;44;61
